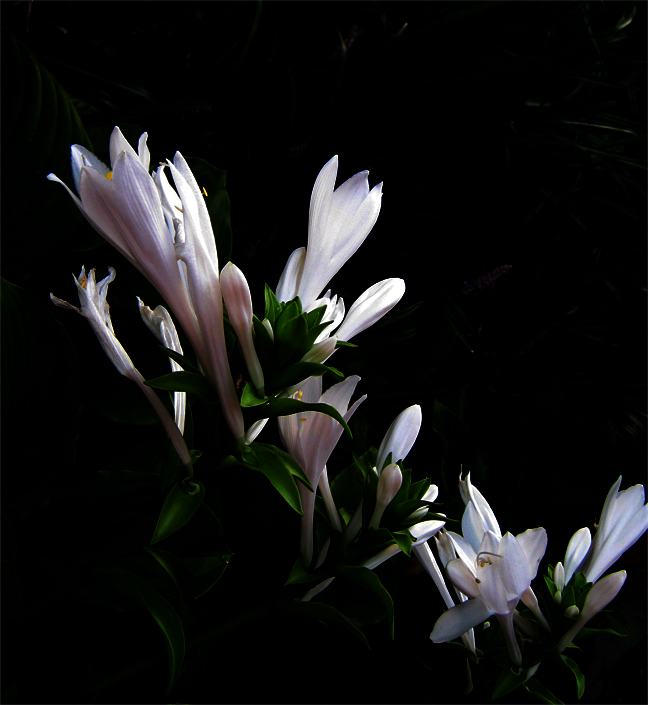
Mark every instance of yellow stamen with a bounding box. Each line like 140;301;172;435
175;205;184;213
202;186;208;197
298;390;303;398
106;171;113;181
300;418;307;422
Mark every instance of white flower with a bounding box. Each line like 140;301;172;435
368;463;403;529
431;527;548;665
137;298;186;435
278;375;366;565
278;156;383;310
220;262;265;396
51;267;193;474
376;404;422;473
48;127;245;443
579;476;648;584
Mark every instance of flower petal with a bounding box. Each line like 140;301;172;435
431;597;493;643
335;278;405;342
375;404;422;472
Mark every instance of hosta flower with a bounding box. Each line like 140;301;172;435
48;127;245;443
220;262;265;396
51;267;193;474
138;299;186;435
558;570;627;652
277;156;383;310
431;527;548;665
579;476;648;584
361;519;446;570
278;375;366;566
368;463;403;529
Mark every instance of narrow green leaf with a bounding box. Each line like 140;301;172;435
240;381;269;407
253;442;314;491
157;345;202;375
560;654;585;699
268;361;340;392
97;567;185;694
284;557;322;586
281;601;369;649
151;479;207;544
524;678;565;705
492;666;527;700
264;284;280;328
145;371;218;404
182;553;231;599
242;443;303;514
338;565;395;639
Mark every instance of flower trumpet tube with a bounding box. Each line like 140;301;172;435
51;267;193;475
138;299;186;435
220;262;265;397
558;570;627;652
48;127;245;443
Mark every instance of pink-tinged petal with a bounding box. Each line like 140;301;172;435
495;611;522;665
514;527;547;582
375;404;422;472
109;126;139;168
446;558;481;599
70;145;110;195
137;132;151;173
369;463;403;529
335;278;405;342
277;247;306;302
564;527;591;585
558;571;627;651
520;587;551;631
431;597;493;643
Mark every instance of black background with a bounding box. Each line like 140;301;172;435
2;2;646;704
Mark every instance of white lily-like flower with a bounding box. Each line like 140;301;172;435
51;267;193;475
277;156;383;310
138;299;186;435
578;476;648;584
558;570;627;652
48;127;245;443
278;375;366;566
431;527;548;665
220;262;265;397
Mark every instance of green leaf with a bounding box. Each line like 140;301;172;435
523;678;565;705
281;601;369;649
145;371;218;405
560;655;585;699
338;565;395;639
284;557;323;586
274;310;309;364
254;442;314;491
492;665;527;700
96;567;185;694
151;479;207;544
240;381;269;407
392;529;414;557
242;443;304;514
157;346;202;375
245;398;352;438
182;553;231;599
264;284;281;328
251;314;275;369
268;361;342;392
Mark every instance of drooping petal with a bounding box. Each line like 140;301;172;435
430;597;493;643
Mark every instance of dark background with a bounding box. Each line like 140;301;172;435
2;2;646;703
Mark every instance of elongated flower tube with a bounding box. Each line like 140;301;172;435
51;267;193;475
280;156;383;310
48;127;245;443
138;299;186;435
278;375;366;566
431;528;548;665
361;519;446;570
558;570;627;652
579;477;648;584
220;262;265;397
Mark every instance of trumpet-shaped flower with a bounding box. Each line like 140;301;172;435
277;156;383;310
51;267;193;475
278;375;366;565
138;299;186;435
579;476;648;584
220;262;265;396
48;127;244;443
431;528;548;665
